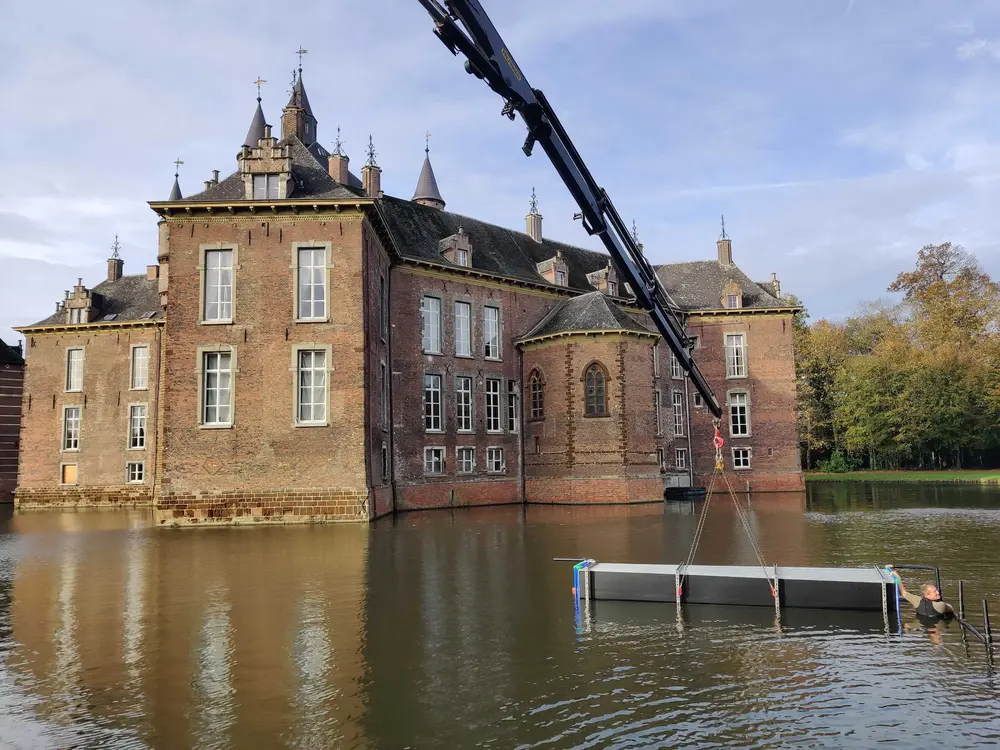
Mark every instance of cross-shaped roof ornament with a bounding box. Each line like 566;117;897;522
173;158;184;178
110;234;121;259
254;77;266;102
296;47;308;71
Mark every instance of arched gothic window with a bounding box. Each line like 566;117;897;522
585;362;608;416
529;369;545;420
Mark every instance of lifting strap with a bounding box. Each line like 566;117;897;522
676;420;776;601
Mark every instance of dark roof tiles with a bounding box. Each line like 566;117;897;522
655;261;785;310
26;275;162;328
243;101;267;148
521;292;652;341
0;339;24;365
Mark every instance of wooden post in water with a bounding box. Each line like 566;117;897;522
958;580;965;621
984;598;993;650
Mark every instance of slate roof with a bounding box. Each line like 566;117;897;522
243;100;267;148
379;196;610;288
654;260;785;310
181;135;364;202
0;339;24;365
412;154;444;206
168;176;182;201
520;292;653;341
287;71;314;119
24;275;162;328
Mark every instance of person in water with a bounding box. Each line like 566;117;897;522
896;576;954;619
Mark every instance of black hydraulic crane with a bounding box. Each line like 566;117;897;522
416;0;723;418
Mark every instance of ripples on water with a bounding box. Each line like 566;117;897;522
0;484;998;749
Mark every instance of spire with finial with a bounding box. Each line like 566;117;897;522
365;135;377;167
107;233;125;281
413;132;445;209
529;186;539;215
169;158;183;201
333;126;344;156
630;219;643;250
719;214;728;240
526;187;543;242
244;78;268;148
362;135;382;198
282;48;317;145
110;234;121;259
717;214;733;265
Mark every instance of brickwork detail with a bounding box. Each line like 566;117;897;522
15;484;152;508
154;488;368;526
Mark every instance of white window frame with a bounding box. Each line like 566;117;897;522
200;244;237;324
457;446;475;474
455;247;469;267
69;308;85;324
555;270;566;286
62;406;81;451
485;378;502;433
252;173;281;200
727;293;740;309
421;296;442;354
725;333;747;378
672;391;685;437
380;360;389;430
128;404;147;449
65;348;83;392
455;301;472;357
486;446;505;474
654;390;662;436
455;376;473;433
729;391;750;437
484;305;501;360
423;446;445;476
424;374;443;432
130;344;149;390
126;461;145;484
732;447;752;470
653;345;660;377
670;353;683;380
507;380;519;434
292;243;331;323
197;346;236;428
676;448;688;470
60;462;78;486
295;348;329;426
693;392;704;408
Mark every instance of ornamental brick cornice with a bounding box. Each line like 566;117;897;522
148;198;376;220
15;319;164;335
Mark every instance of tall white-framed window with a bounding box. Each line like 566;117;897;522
126;461;145;483
507;380;519;433
62;406;81;451
725;333;747;378
379;274;388;341
455;376;473;432
252;173;280;199
487;447;504;473
424;446;444;475
729;391;750;437
654;390;663;436
296;350;327;425
296;246;327;321
733;447;752;470
653;345;660;377
424;374;442;432
671;353;683;379
66;348;83;392
457;446;475;474
129;404;147;449
484;306;500;359
203;248;234;323
130;345;149;390
485;378;502;432
672;392;685;437
455;301;472;356
555;270;567;286
676;448;688;470
202;350;233;426
380;361;389;429
421;296;441;354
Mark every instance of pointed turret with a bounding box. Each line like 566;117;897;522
412;139;445;210
168;158;183;201
244;99;267;148
281;66;318;146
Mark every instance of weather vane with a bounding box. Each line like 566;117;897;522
173;157;184;178
254;77;266;102
296;46;308;71
720;214;728;240
333;125;344;156
530;186;538;214
111;234;121;259
631;219;640;245
366;135;377;167
425;130;432;155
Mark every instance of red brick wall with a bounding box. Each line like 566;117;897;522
16;325;161;505
16;484;152;509
363;222;393;518
0;360;24;501
686;312;803;492
155;214;372;524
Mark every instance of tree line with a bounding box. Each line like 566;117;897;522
793;243;1000;471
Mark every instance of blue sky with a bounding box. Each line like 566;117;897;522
2;0;1000;344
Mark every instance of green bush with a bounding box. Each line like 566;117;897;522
818;451;859;473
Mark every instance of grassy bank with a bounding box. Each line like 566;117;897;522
806;470;1000;484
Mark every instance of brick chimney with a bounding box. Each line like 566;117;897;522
330;152;350;185
717;236;732;265
361;135;382;197
107;234;123;281
146;265;160;280
526;187;542;243
771;272;781;298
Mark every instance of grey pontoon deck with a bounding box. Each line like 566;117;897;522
587;563;895;611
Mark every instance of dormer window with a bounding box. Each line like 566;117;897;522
556;270;567;286
608;281;618;297
456;248;469;267
727;294;739;308
70;308;85;324
253;174;280;200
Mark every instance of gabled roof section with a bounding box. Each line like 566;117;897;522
655;261;786;310
180;135;364;202
243;100;267;148
379;196;609;288
520;292;653;342
0;338;24;365
412;154;444;206
23;275;162;328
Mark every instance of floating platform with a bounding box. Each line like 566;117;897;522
581;562;896;612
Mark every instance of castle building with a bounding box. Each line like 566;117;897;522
13;69;803;525
0;338;25;501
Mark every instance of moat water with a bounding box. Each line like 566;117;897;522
0;483;998;748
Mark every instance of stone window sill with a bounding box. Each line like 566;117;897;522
199;423;233;430
199;320;233;326
295;422;329;428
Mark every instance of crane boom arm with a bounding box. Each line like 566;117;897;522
416;0;722;418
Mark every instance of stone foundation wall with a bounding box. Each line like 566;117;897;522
153;488;369;527
526;476;664;504
395;478;518;512
15;484;153;509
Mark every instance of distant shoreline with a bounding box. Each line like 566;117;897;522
806;470;1000;484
